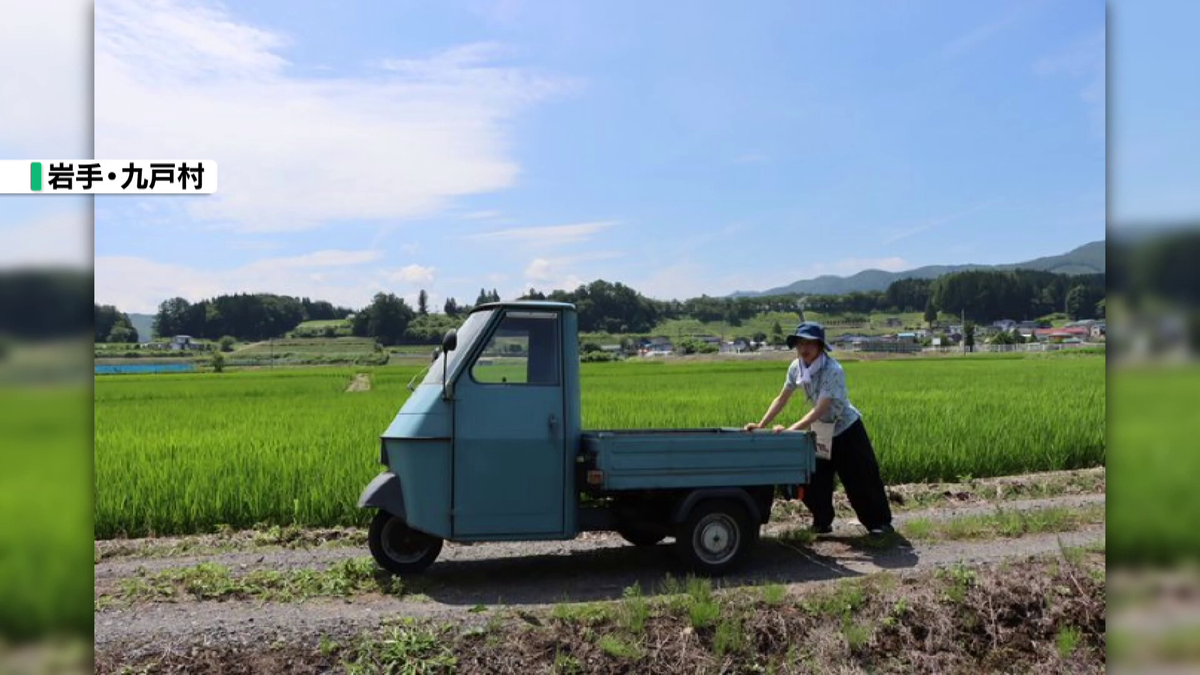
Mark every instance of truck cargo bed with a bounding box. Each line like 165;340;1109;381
581;428;816;491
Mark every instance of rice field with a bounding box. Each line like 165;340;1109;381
93;354;1105;538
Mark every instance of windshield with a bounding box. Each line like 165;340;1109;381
421;309;494;386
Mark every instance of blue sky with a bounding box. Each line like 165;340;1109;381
2;1;1125;314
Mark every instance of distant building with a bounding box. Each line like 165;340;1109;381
884;317;903;328
993;319;1017;332
170;335;194;351
1090;323;1106;340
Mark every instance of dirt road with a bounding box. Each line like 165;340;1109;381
94;469;1105;668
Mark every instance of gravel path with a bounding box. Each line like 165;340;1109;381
94;493;1106;583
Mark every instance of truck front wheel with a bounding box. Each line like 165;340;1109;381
674;499;757;575
368;510;443;575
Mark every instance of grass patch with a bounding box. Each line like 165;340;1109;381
103;557;401;605
803;578;867;617
761;583;788;606
598;634;644;660
618;582;650;633
713;616;748;656
900;504;1104;542
552;601;613;625
343;620;457;674
1056;626;1081;659
939;563;978;604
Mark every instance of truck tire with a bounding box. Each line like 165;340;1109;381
368;510;443;575
617;524;666;547
674;499;757;576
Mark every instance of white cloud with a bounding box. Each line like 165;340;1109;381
95;248;385;313
464;220;617;246
462;210;503;220
634;262;708;301
95;0;573;232
0;207;92;269
385;264;436;284
524;258;553;282
0;0;91;155
522;251;623;290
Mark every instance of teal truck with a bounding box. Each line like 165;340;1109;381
358;301;816;576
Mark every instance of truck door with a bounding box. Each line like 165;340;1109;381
452;309;566;537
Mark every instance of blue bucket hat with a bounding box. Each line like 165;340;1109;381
786;321;832;351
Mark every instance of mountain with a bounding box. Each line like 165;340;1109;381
128;313;155;343
730;241;1105;297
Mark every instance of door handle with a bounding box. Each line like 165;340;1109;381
548;414;558;430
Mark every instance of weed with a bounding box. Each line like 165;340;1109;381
598;634;643;660
1056;626;1081;659
714;617;748;656
762;583;788;606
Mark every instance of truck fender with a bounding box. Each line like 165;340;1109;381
670;488;761;525
357;472;406;518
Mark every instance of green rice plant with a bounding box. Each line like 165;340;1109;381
94;355;1105;538
0;387;92;639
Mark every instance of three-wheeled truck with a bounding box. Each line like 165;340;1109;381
358;301;816;576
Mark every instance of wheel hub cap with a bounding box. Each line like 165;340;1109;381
694;514;738;564
381;519;430;564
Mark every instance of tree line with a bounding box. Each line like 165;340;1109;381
152;294;354;341
95;304;139;343
0;269;91;340
133;268;1106;346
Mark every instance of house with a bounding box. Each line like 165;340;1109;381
860;339;922;353
1090;323;1106;340
1033;327;1090;344
896;332;918;344
720;339;750;354
170;335;194;351
640;337;673;356
993;319;1017;332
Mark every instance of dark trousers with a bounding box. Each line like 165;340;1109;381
802;418;893;530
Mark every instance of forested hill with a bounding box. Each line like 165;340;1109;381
731;240;1105;297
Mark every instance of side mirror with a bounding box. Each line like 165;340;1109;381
430;347;440;363
440;329;457;401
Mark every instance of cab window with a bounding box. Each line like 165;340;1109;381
470;311;560;385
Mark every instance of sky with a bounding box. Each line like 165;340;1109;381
1;0;1173;316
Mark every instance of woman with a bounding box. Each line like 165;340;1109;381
744;321;894;537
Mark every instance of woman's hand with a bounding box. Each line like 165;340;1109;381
743;422;762;432
772;424;788;433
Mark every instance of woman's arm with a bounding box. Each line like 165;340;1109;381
744;386;794;430
773;396;832;432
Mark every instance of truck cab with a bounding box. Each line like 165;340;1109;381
359;301;815;576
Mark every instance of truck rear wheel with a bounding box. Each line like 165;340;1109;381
368;510;443;575
674;499;757;575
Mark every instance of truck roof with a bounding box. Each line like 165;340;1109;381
470;300;576;312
